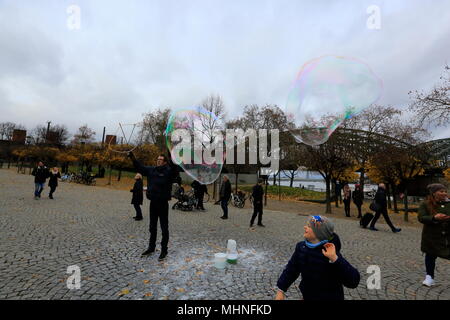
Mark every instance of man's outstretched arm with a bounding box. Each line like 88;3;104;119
128;152;150;176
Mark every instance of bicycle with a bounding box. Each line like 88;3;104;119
60;173;72;182
230;191;247;208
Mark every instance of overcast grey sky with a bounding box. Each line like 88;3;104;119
0;0;449;141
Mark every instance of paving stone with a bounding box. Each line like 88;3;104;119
1;169;450;300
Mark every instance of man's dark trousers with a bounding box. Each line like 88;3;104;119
196;193;205;210
149;199;169;252
220;199;228;218
370;208;395;230
251;201;263;225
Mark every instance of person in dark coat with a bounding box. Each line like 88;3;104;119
128;152;178;261
31;161;49;200
130;173;144;221
48;167;61;199
343;184;352;217
352;184;364;219
418;183;450;287
191;180;208;210
369;183;401;233
275;215;360;300
219;175;232;219
250;178;265;227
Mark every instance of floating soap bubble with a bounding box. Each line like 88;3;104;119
165;106;225;184
285;55;383;146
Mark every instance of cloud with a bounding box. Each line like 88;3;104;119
0;0;448;141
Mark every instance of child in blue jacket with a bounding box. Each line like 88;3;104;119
276;215;360;300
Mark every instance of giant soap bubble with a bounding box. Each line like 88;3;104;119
285;55;383;146
165;106;225;184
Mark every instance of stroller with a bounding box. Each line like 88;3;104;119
172;186;196;211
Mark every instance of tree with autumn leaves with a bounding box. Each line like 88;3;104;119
366;143;428;222
297;130;358;214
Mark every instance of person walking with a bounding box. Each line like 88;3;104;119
250;178;265;227
128;152;178;261
369;183;401;233
418;183;450;287
48;167;61;199
219;175;232;219
130;173;144;221
343;184;352;217
352;184;364;219
31;161;49;200
275;215;360;300
191;180;208;210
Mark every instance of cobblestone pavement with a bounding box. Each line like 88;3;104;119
1;169;450;300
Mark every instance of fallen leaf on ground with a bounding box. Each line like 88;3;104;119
144;292;153;297
177;288;186;293
118;289;130;296
143;280;150;284
196;271;204;275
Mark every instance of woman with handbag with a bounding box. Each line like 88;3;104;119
418;184;450;287
369;183;401;233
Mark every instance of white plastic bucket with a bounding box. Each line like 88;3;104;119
227;239;238;264
214;253;227;269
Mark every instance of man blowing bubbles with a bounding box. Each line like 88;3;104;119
128;151;179;261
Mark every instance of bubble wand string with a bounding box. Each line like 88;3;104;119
108;123;141;154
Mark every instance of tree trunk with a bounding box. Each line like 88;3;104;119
403;188;409;222
235;172;238;192
325;177;332;214
117;168;122;181
273;171;277;185
392;183;399;213
332;179;339;208
359;167;365;192
278;171;281;201
386;184;392;210
108;165;113;185
289;171;294;188
213;179;217;201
